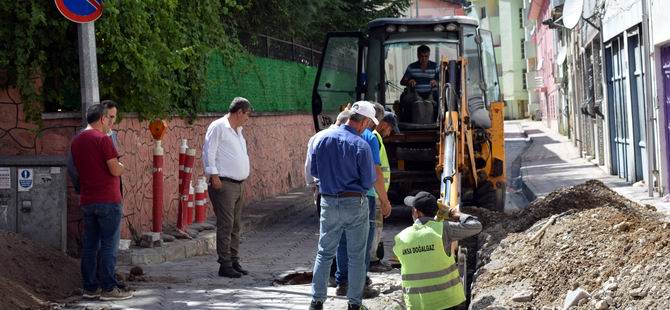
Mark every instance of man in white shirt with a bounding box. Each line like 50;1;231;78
203;97;253;278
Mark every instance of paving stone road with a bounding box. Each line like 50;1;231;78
70;203;411;310
67;123;529;310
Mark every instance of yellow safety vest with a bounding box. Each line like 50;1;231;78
392;221;466;310
373;130;390;192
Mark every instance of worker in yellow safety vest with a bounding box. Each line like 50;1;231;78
369;111;399;272
393;191;482;309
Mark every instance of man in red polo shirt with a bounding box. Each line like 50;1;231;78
70;104;131;301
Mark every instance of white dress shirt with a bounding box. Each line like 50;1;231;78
203;115;250;181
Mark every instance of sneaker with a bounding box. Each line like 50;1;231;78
365;276;372;286
369;260;392;272
309;300;324;310
348;303;368;310
82;288;101;299
100;287;133;301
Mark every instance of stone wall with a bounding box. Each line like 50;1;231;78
0;88;314;253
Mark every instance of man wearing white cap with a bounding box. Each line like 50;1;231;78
308;101;378;310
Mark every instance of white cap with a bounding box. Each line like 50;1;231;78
350;101;379;125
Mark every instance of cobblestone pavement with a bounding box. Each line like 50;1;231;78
67;122;529;310
70;205;411;310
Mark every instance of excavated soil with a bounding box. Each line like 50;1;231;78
468;180;670;309
0;231;81;309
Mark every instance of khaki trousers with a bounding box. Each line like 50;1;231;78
208;179;244;266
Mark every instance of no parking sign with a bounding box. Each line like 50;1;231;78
54;0;103;23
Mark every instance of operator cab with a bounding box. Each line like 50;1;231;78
311;16;499;132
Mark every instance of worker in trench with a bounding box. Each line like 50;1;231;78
393;192;482;309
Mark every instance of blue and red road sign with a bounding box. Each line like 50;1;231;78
54;0;103;23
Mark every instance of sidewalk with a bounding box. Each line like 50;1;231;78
117;187;313;265
514;120;670;220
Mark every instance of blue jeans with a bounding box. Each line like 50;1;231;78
312;196;369;305
335;196;376;284
81;203;123;292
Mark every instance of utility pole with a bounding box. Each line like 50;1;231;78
416;0;419;17
78;22;100;127
641;0;656;196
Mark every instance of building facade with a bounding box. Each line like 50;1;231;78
526;0;668;196
469;0;529;119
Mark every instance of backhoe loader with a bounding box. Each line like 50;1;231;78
311;16;506;303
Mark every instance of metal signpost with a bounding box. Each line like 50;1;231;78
54;0;103;126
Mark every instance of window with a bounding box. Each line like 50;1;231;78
519;8;524;28
522;69;527;90
521;39;526;59
481;7;487;18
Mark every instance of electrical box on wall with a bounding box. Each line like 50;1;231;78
0;156;67;252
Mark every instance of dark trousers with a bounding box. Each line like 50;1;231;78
81;203;122;291
208;180;244;266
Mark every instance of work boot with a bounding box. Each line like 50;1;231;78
348;303;368;310
99;287;133;301
369;260;392;272
218;264;242;278
232;261;249;275
335;282;347;296
309;300;324;310
362;285;379;299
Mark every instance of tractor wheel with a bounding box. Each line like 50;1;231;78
474;181;506;212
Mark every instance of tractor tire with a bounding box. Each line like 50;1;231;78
473;181;506;212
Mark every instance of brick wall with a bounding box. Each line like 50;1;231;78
0;88;314;253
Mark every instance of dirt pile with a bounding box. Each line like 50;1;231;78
468;180;670;309
0;231;81;309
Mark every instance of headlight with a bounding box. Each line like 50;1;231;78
433;24;445;32
446;23;458;31
398;25;408;32
386;25;397;33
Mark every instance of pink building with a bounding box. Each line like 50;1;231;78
529;0;559;129
411;0;465;17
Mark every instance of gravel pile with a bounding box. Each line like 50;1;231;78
469;180;670;309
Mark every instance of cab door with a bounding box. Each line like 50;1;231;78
311;32;366;131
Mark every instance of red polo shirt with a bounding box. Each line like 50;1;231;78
71;129;121;205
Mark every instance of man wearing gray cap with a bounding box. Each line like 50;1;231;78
393;192;482;309
309;101;378;310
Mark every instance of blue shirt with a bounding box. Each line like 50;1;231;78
362;128;381;197
403;60;439;97
310;125;376;195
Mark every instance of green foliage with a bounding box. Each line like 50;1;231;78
0;0;243;121
234;0;412;47
0;0;410;122
0;1;79;123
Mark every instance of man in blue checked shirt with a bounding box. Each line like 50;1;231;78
308;101;378;310
401;44;439;101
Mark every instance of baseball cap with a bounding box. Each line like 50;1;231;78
351;101;379;125
404;191;438;216
381;111;400;134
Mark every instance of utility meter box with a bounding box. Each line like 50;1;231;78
0;156;67;251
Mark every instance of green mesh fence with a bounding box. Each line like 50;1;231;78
203;53;318;113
